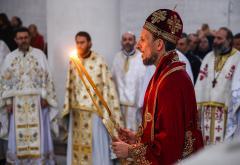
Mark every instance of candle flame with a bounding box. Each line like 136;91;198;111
70;49;77;58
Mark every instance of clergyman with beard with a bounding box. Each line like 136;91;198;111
111;32;146;132
195;27;240;145
111;9;203;165
61;31;123;165
0;27;59;164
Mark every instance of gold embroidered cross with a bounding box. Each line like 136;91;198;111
167;15;182;34
151;10;167;23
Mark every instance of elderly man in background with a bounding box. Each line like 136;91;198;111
112;31;146;132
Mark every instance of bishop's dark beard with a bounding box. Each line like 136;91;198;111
143;52;158;65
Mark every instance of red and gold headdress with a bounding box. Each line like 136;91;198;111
143;9;183;44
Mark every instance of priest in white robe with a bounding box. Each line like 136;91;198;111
0;40;10;67
0;27;58;164
112;32;146;131
0;39;10;164
195;27;240;145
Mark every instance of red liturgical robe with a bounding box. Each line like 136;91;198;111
129;51;203;165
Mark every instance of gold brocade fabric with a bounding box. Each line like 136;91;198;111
214;49;236;72
128;143;151;165
14;95;41;159
124;56;129;73
71;109;92;165
62;52;123;164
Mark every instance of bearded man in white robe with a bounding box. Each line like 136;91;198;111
195;27;240;145
62;31;123;165
0;27;58;164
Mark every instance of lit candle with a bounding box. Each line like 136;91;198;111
69;52;120;138
70;53;112;116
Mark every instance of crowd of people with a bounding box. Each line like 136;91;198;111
0;9;240;165
0;13;45;54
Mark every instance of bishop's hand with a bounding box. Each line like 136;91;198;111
118;128;136;144
112;137;130;158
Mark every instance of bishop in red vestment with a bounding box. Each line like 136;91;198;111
112;9;203;165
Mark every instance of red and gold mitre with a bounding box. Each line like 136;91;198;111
143;9;183;44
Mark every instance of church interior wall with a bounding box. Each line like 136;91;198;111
1;0;239;108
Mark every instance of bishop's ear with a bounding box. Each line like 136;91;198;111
154;38;164;51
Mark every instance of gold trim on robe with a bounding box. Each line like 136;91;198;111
128;143;151;165
197;102;227;145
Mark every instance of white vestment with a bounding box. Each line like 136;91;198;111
138;50;194;108
0;40;9;161
225;55;240;140
0;47;58;164
112;50;146;131
0;40;10;68
195;49;240;145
